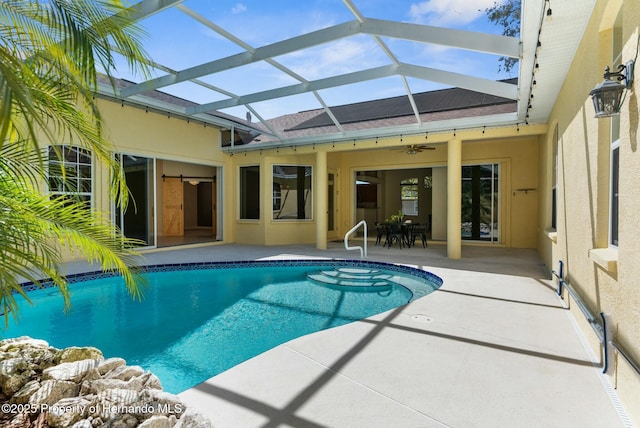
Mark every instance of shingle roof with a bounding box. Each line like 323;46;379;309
98;75;256;130
286;79;517;132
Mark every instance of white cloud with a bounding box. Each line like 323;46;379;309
231;3;247;14
288;38;383;81
409;0;496;26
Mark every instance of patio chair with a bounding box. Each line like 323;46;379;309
410;221;428;248
374;222;387;246
386;222;404;249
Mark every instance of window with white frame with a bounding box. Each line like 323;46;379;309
47;145;92;206
400;178;419;216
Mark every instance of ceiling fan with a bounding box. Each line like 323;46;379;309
393;144;436;155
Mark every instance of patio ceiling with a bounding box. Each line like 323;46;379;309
103;0;597;146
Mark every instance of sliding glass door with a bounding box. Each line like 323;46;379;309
115;154;156;247
461;164;499;242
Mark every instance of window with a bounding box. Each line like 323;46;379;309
609;10;622;247
273;182;282;211
239;165;260;219
610;142;619;246
47;145;92;206
551;124;558;230
273;165;312;220
400;178;419;216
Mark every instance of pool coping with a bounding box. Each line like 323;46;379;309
20;259;443;302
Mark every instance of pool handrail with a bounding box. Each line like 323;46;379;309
344;220;367;258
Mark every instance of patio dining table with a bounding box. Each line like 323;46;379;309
380;222;425;248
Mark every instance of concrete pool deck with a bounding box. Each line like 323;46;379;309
65;242;631;427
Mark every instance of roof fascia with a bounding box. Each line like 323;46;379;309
222;112;535;152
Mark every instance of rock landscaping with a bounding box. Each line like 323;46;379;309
0;337;213;427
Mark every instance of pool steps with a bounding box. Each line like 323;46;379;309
306;268;393;291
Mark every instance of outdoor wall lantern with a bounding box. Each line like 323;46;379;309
589;60;635;118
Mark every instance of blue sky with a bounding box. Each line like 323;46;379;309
115;0;514;120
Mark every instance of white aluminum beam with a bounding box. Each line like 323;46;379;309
126;0;186;22
362;19;520;58
175;4;330;138
119;16;520;99
186;61;517;116
185;65;399;115
119;20;363;97
399;63;519;100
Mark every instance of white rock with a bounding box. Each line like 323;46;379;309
141;389;185;415
0;337;49;351
105;365;145;381
97;357;126;375
143;373;163;390
138;415;172;428
43;359;99;382
82;378;129;395
10;379;40;404
29;379;80;406
46;396;90;428
0;357;29;377
70;419;93;428
0;338;214;427
57;347;103;363
93;388;141;420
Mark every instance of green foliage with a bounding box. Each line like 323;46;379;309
387;210;404;223
0;1;152;325
485;0;521;73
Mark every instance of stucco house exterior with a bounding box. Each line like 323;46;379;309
46;0;639;423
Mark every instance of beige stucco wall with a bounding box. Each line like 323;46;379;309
98;100;225;165
95;99;226;225
537;0;640;423
231;152;319;246
53;99;228;260
222;130;539;249
327;133;539;248
84;97;542;252
431;167;448;240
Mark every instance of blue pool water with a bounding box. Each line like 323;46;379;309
4;261;441;393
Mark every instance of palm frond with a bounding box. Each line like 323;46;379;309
0;1;153;326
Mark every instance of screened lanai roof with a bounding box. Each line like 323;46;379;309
103;0;597;149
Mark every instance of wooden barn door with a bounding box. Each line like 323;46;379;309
162;178;184;236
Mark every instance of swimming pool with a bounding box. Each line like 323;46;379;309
5;260;441;393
